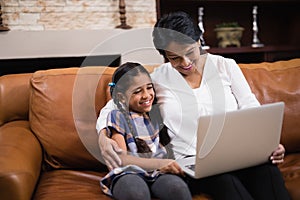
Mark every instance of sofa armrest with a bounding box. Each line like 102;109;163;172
0;121;42;200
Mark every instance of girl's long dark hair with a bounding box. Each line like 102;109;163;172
110;62;170;154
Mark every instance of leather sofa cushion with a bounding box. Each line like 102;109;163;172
0;120;42;200
33;170;111;200
239;59;300;153
29;67;115;170
279;153;300;200
33;169;211;200
0;73;32;126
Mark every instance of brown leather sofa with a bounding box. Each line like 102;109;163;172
0;58;300;200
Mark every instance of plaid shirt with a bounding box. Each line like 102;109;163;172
106;110;167;158
101;110;167;196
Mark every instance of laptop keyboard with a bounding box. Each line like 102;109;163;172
186;164;195;171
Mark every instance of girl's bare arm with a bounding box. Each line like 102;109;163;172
111;129;184;175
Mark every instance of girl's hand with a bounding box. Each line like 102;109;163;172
159;159;185;176
270;144;285;164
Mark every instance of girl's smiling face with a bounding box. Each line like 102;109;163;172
122;73;155;114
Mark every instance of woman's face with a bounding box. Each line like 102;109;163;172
121;73;155;114
165;41;201;76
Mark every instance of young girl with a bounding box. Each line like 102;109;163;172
100;62;192;200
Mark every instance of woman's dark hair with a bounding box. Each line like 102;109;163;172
152;11;202;58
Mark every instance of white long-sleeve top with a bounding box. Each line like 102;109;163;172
96;54;260;159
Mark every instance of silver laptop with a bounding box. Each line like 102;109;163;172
176;102;284;179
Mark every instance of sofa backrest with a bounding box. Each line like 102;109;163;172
239;58;300;153
24;58;300;170
29;67;115;170
0;73;32;126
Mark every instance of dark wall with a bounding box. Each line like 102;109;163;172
0;54;121;76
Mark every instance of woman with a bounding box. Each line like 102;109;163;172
97;11;290;199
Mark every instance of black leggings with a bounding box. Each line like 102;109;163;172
186;163;290;200
112;173;192;200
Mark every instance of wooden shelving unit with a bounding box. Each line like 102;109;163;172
208;45;300;63
156;0;300;63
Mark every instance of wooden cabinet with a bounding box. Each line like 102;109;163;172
156;0;300;63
